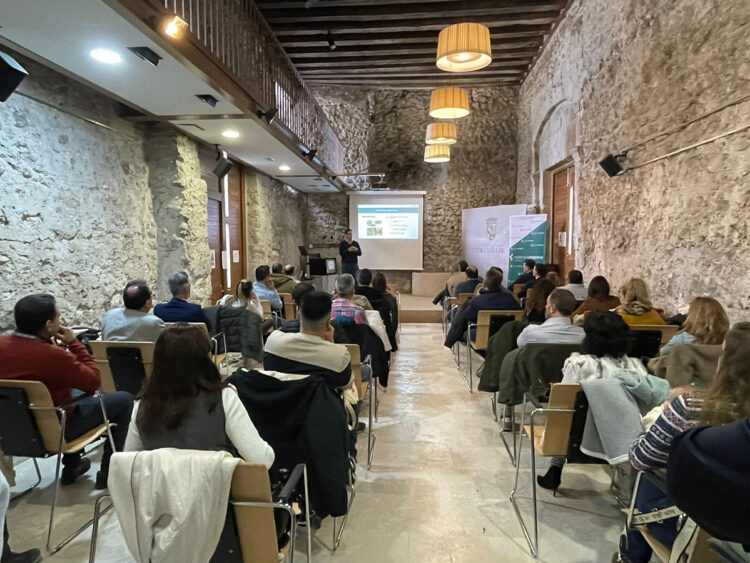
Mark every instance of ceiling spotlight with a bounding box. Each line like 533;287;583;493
256;107;278;124
303;149;317;161
128;46;162;67
163;16;188;39
196;94;218;108
279;165;291;172
89;48;122;64
327;30;336;51
222;130;240;139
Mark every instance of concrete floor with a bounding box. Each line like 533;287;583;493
6;323;624;562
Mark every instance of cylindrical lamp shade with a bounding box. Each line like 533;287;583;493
436;23;492;72
424;144;451;163
425;122;457;145
429;87;470;119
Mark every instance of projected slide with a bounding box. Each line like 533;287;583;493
358;204;419;239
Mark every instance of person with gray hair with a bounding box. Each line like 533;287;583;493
331;274;369;325
154;271;207;324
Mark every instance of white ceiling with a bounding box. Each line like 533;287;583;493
0;0;340;193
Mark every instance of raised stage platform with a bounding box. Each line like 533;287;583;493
399;294;442;323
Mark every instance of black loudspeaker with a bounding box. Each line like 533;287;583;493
599;153;628;177
309;258;327;276
0;52;28;103
213;156;233;178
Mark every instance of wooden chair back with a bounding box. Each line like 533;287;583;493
473;310;525;349
536;383;582;457
278;293;295;321
513;284;525;299
456;293;473;307
0;380;65;453
345;344;367;399
230;463;279;563
89;341;155;394
260;300;272;320
629;324;679;346
526;288;536;305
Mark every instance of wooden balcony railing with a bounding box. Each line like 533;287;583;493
160;0;344;173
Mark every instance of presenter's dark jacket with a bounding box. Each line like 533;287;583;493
510;271;534;289
154;298;207;324
667;419;750;546
464;288;522;323
339;240;362;265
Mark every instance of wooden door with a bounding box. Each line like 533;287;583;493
207;197;224;303
223;164;245;293
551;165;576;279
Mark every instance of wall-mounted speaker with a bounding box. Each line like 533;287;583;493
213;156;233;178
599;153;628;177
0;52;28;103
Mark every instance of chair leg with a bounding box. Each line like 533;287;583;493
367;377;376;470
509;405;538;557
374;377;380;423
10;458;42;503
89;494;113;563
491;394;497;421
302;465;312;562
500;405;518;467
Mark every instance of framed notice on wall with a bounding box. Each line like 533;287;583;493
508;215;547;285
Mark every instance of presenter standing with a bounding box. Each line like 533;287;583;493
339;228;362;277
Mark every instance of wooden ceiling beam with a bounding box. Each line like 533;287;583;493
263;2;563;23
257;0;513;8
300;70;525;80
306;79;521;88
288;49;537;64
283;39;539;57
269;12;561;35
296;59;530;71
276;25;549;47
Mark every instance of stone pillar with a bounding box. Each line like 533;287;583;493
144;125;211;305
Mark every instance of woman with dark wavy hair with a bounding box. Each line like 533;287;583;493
124;323;274;467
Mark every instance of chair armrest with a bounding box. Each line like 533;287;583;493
362;354;372;367
277;463;305;504
523;392;544;409
58;392;96;409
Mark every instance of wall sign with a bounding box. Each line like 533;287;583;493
210;249;216;269
508;214;548;285
232;250;240;263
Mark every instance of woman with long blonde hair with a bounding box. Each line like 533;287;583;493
219;279;263;317
615;278;665;326
618;323;750;562
660;296;729;355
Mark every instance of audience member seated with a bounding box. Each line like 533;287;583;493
618;322;750;563
517;289;585;347
615;278;665;326
2;472;42;563
572;275;621;318
283;264;299;282
510;258;536;289
124;323;274;467
101;280;165;342
545;271;564;287
518;263;547;298
667;417;750;547
154;271;207;324
355;269;384;308
253;265;283;313
219;279;273;334
373;272;399;351
559;270;588;301
524;279;556;323
432;260;467;305
281;282;314;333
0;295;133;488
659;296;729;355
464;267;521;324
446;260;469;297
269;262;298;294
455;266;482;296
331;274;369;326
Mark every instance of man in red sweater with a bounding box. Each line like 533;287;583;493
0;294;133;489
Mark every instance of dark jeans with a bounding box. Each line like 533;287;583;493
341;262;358;277
62;391;134;474
624;478;680;562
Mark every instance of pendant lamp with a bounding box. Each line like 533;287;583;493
425;122;457;145
429;87;470;119
424;144;451;163
436;23;492;72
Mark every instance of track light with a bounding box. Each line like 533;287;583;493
327;30;336;51
128;46;162;67
196;94;218;108
599;152;629;177
256;107;278;124
303;149;317;161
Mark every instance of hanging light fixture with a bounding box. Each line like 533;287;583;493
425;122;457;145
424;144;451;163
436;23;492;72
429;87;470;119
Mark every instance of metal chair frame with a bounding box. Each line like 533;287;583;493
500;403;519;467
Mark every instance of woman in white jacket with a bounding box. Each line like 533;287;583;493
124;323;274;468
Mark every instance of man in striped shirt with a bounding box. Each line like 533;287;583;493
331;274;369;326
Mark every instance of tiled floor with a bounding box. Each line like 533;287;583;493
6;323;624;562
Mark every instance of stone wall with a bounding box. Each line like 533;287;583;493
311;85;519;278
516;0;750;320
0;56;211;329
245;171;308;274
